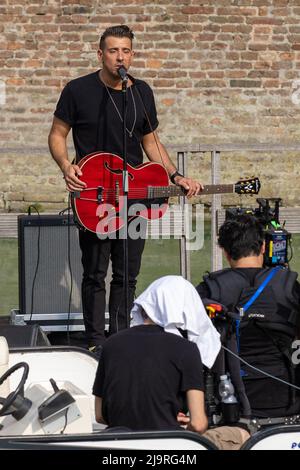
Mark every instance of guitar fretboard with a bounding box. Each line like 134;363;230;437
147;184;235;199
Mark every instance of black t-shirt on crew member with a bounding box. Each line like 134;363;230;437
54;71;159;166
93;325;204;431
197;268;300;417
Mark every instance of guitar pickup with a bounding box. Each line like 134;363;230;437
97;186;103;202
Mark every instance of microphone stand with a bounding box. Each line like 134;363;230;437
121;75;130;329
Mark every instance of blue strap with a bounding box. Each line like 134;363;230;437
236;265;283;356
242;265;283;313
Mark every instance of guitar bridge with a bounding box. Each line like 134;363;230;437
115;181;119;206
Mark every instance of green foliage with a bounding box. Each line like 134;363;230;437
0;239;19;316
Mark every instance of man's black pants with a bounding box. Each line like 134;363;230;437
79;229;146;347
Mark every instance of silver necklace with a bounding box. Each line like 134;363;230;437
103;79;137;138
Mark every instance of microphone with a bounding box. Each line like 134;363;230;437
118;66;128;82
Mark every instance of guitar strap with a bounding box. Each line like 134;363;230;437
135;83;169;173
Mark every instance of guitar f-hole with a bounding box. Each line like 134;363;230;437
104;161;134;180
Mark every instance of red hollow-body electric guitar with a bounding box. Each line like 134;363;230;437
71;152;260;235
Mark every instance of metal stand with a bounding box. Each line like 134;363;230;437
121;76;130;328
211;150;222;271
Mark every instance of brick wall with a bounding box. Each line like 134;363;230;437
1;0;300;211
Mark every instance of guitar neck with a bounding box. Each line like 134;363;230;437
148;184;235;198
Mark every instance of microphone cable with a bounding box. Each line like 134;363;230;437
222;345;300;392
65;196;73;346
28;205;41;324
59;202;73;346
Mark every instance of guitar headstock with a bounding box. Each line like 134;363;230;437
235;177;260;195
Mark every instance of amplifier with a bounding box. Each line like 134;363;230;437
17;214;84;331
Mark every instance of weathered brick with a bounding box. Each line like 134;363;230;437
181;6;214;15
249;43;268;51
227;70;248;78
268;43;290;51
189;71;206;79
230;79;261;87
146;59;163;69
240;51;259;60
209;15;245;24
221;24;252;33
217;7;257;16
248;70;279;78
153;79;175;88
204;24;221;33
197;34;216;42
230;38;247;50
207;71;225;78
226;52;240;60
211;42;228;50
1;2;300;209
247;17;284;25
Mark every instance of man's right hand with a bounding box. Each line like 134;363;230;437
62;162;86;191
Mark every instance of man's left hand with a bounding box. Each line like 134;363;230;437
174;175;203;198
177;411;190;428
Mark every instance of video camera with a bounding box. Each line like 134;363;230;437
225;198;291;267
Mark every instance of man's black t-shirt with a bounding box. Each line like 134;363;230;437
54;71;159;165
93;325;204;431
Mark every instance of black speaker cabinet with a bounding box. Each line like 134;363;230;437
18;214;84;330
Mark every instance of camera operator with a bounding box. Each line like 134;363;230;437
196;214;300;419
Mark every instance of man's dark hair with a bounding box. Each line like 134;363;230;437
99;25;134;50
218;214;264;260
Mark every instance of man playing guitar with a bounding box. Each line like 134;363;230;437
48;24;202;356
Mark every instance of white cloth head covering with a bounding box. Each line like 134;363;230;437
131;275;221;369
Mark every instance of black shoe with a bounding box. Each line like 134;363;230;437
88;345;103;360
